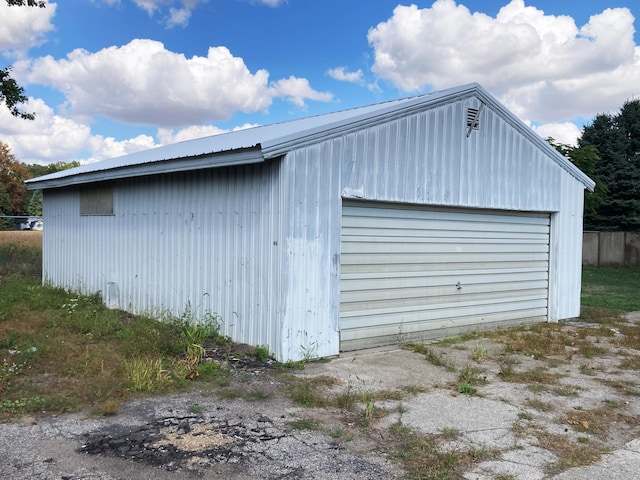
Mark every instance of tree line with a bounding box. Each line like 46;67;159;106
0;141;79;229
550;99;640;232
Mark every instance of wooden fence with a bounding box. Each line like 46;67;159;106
583;232;640;267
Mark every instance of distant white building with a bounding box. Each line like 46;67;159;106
20;217;43;231
27;84;594;361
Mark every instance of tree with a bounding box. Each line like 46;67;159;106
23;159;80;213
6;1;46;6
27;160;81;178
0;141;81;220
0;67;35;120
1;0;46;120
579;100;640;231
27;189;42;216
0;141;29;215
548;138;607;217
0;184;14;230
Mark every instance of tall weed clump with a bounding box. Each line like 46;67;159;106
0;242;42;277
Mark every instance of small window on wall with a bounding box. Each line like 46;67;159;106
80;185;114;216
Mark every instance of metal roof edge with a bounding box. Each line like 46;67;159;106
261;83;481;158
26;148;264;190
472;86;596;192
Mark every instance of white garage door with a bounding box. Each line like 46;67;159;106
340;202;550;351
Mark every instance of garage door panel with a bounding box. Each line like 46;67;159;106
342;269;549;288
342;296;549;327
341;252;549;267
343;214;549;232
343;206;549;225
341;261;549;274
341;242;549;254
343;311;549;351
340;282;549;306
343;232;549;243
340;203;550;351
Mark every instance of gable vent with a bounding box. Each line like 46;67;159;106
466;107;481;137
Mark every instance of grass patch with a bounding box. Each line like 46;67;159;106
499;366;560;386
524;398;554;412
437;331;485;346
581;267;640;312
287;418;319;431
0;274;226;421
553;386;581;397
389;423;499;479
471;345;489;362
282;375;339;408
0;231;42;278
564;407;615;435
405;343;449;368
618;355;640;370
537;431;605;474
579;306;624;325
598;379;640;397
492;324;569;359
616;323;640;350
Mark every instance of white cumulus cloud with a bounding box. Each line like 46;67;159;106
16;39;332;128
87;134;158;164
327;67;364;84
0;97;92;164
157;123;259;145
368;0;640;132
0;1;56;56
531;122;582;147
0;97;158;165
270;76;334;107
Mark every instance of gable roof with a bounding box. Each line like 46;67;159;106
26;83;595;192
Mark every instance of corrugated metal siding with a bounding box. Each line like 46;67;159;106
277;145;342;360
43;163;290;360
339;99;561;211
548;171;586;321
340;203;550;350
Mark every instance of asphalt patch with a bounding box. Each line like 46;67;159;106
79;413;283;471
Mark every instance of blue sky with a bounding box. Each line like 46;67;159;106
1;0;639;165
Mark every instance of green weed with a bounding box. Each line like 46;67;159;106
255;345;270;363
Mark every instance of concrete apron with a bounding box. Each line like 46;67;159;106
301;323;640;480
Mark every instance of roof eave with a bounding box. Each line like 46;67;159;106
26;147;265;190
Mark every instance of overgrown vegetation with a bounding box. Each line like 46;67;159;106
0;231;42;276
0;245;229;420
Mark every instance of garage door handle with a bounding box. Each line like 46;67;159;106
456;281;462;291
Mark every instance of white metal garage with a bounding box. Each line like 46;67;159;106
340;202;551;350
28;83;594;361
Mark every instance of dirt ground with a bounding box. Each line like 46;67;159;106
2;312;640;479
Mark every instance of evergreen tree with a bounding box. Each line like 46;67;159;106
579;100;640;231
548;139;606;216
28;189;42;216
